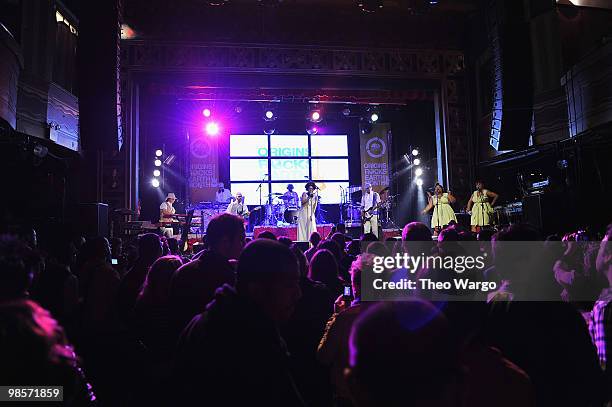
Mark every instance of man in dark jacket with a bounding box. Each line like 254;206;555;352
169;213;245;336
174;239;304;406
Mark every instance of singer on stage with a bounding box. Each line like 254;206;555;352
421;183;457;235
466;180;498;232
298;181;318;241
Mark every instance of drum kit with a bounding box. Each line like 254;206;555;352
266;193;300;225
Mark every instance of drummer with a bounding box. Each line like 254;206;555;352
282;184;299;208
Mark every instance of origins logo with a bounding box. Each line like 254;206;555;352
191;138;212;159
365;137;386;159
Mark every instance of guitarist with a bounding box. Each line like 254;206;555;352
360;183;381;238
225;192;250;218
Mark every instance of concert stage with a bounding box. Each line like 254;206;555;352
252;224;402;241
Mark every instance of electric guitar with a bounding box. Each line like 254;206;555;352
237;206;261;219
361;187;389;222
362;202;383;222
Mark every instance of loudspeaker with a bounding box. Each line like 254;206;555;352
522;193;569;235
489;0;533;151
77;1;121;152
77;203;109;238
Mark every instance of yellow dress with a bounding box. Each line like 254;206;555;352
430;193;457;228
471;190;493;226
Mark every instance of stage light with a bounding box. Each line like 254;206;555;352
265;110;274;119
370;113;379;122
205;122;220;136
415;168;423;176
413;158;421;166
153;169;161;177
412;148;419;156
32;144;48;158
264;127;275;135
307;126;318;135
164;154;176;166
307;105;323;123
415;178;424;186
342;107;351;117
155;149;163;157
151;178;160;188
154;159;162;167
202;108;211;117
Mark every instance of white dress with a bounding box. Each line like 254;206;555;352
297;192;317;241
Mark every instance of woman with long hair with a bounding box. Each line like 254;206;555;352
133;255;183;358
0;300;96;405
308;249;344;301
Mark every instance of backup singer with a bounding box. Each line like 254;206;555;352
466;180;498;232
298;181;318;241
159;192;178;237
421;183;457;235
360;183;380;238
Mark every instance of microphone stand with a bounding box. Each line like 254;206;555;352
478;190;485;230
435;194;441;231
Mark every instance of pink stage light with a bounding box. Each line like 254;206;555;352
311;111;321;121
202;108;211;117
205;121;220;136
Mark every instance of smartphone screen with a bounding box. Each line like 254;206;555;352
343;286;352;297
111;258;118;265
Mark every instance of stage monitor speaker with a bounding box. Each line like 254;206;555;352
77;203;109;238
488;0;533;151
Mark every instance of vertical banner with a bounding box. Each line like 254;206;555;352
360;123;391;192
188;134;219;203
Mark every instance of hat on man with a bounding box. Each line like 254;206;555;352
166;193;177;200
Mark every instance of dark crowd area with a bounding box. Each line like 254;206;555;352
1;215;612;407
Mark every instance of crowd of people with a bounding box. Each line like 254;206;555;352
1;215;611;406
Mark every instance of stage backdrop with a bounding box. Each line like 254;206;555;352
360;123;391;192
188;133;219;203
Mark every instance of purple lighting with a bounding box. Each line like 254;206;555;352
205;121;220;136
202;108;212;117
311;111;320;121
